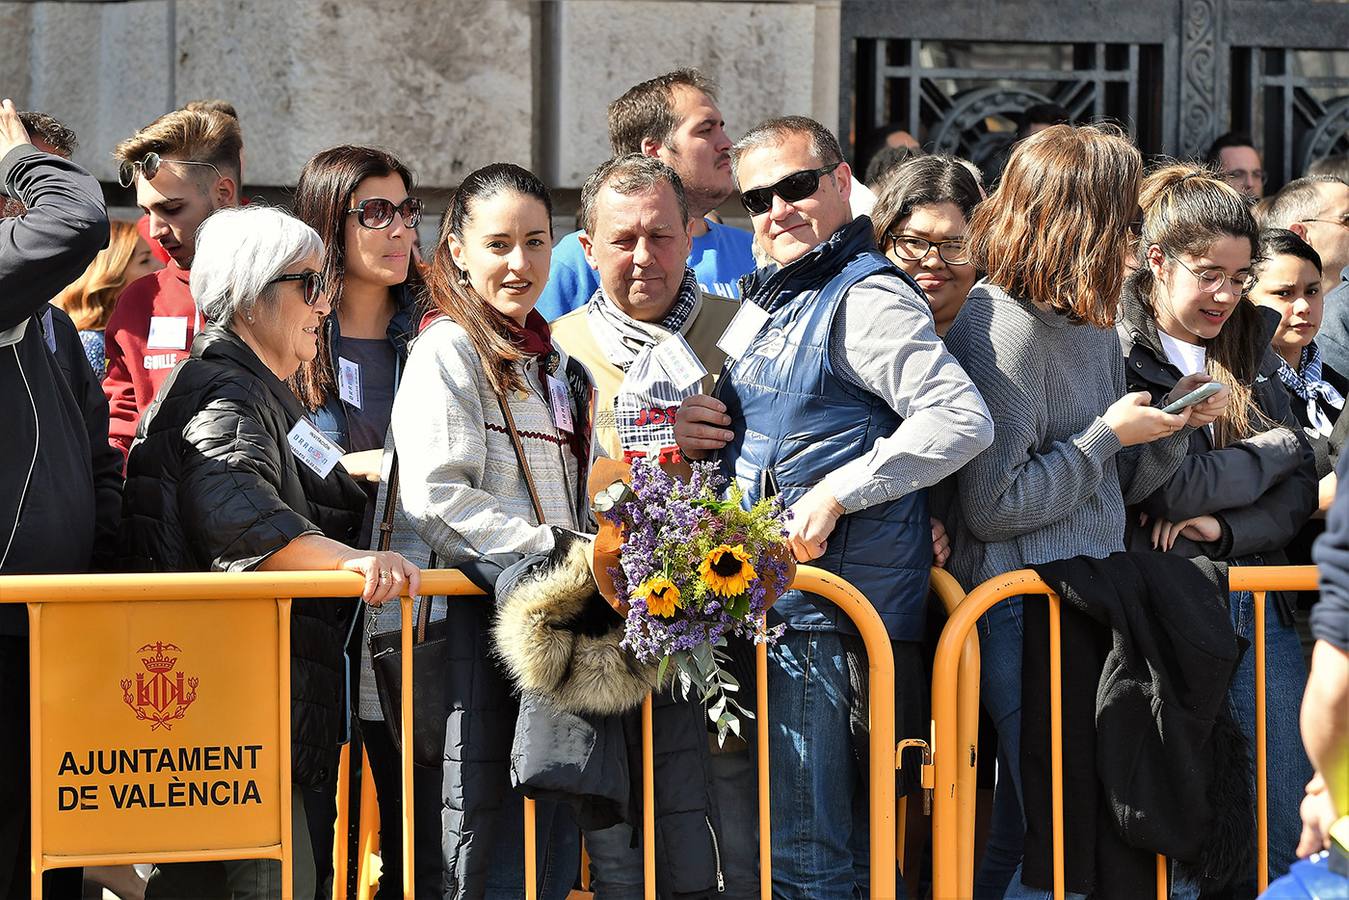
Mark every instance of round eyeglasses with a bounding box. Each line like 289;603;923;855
887;233;971;266
267;270;325;306
118;152;224;188
1169;255;1249;295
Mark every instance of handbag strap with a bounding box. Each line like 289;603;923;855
494;388;548;526
372;450;436;643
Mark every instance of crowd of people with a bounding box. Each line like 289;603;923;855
0;62;1346;900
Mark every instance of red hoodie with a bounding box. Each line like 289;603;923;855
102;261;201;462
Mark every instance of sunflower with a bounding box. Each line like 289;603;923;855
699;544;757;597
635;576;682;618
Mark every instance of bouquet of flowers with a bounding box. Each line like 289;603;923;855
591;457;793;743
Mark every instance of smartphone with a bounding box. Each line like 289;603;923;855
1161;381;1222;415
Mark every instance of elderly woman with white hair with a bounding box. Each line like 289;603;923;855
122;205;419;900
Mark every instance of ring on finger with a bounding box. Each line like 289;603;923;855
379;570;391;582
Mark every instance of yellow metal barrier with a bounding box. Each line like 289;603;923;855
929;565;1318;900
3;563;928;900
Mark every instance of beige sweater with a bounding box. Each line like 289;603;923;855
359;317;596;719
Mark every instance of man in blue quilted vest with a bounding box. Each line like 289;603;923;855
674;115;992;898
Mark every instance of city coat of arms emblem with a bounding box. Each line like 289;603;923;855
121;642;199;731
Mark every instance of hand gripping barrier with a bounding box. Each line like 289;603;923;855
2;564;959;900
929;565;1319;900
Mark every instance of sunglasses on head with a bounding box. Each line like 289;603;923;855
268;270;326;306
118;152;224;188
346;197;423;230
739;162;841;216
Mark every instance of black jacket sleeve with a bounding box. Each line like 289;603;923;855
1313;451;1349;652
0;146;108;331
1139;425;1306;522
178;393;319;571
44;305;123;569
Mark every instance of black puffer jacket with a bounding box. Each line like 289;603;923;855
1116;286;1318;573
122;326;368;787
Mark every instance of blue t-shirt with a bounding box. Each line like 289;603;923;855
535;219;756;321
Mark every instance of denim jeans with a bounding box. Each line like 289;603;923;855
973;597;1086;900
481;793;578;900
767;629;868;900
584;743;759;899
1224;585;1311;890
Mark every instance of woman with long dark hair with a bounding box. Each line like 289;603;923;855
1119;168;1317;889
361;163;594;899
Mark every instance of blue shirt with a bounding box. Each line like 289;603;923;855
535;219;756;321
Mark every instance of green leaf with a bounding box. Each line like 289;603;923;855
656;654;670;688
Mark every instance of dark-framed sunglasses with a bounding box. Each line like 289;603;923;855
346;197;423;230
268;270;325;306
117;152;224;188
739;162;842;216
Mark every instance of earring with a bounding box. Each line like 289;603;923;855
457;268;470;285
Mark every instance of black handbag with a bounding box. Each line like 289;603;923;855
368;453;448;768
368;387;549;768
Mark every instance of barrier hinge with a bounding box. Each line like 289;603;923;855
896;738;935;815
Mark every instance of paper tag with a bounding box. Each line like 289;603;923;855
146;316;189;351
287;418;342;478
715;302;771;360
651;333;708;390
547;375;574;433
337;356;363;409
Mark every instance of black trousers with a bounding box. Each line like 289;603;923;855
0;636;82;900
358;719;443;900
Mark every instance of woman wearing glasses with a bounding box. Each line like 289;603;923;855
290;145;430;895
1118;166;1316;890
122;206;419;900
870;155;983;337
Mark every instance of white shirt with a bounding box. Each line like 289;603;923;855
1159;331;1207;376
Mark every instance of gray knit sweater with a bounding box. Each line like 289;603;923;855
943;281;1191;590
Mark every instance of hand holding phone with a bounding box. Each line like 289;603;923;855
1161;380;1222;415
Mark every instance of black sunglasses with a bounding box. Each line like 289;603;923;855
346;197;423;230
739;162;841;216
268;270;325;306
117;152;224;188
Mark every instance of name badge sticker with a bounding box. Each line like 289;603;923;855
337;356;363;409
547;375;574;433
715;302;771;360
287;418;342;478
146;316;189;351
651;333;708;390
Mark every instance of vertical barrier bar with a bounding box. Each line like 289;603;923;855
524;798;538;899
1048;591;1065;900
756;637;771;900
357;747;379;900
280;600;295;900
28;603;43;900
642;694;656;899
398;596;414;900
1156;854;1167;899
333;742;351;900
1254;590;1268;893
929;567;977;900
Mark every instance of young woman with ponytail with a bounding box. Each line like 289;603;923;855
357;163;592;898
1117;164;1317;888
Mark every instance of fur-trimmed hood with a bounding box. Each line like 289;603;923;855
493;528;656;715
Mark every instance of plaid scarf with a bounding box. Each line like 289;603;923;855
585;268;701;370
1277;341;1344;437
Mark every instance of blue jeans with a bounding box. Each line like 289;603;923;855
481;792;578;900
767;629;870;899
974;596;1086;900
1224;586;1311;890
584;746;759;898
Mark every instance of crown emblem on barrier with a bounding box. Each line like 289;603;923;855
121;641;198;731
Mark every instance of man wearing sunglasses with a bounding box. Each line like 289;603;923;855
674;116;992;897
536;68;755;321
102;106;243;465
